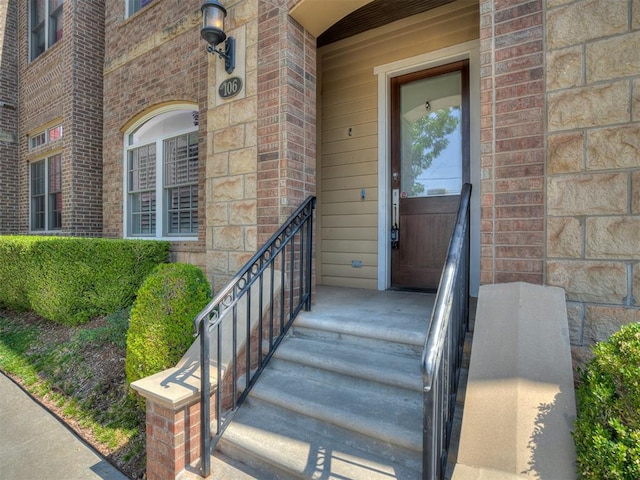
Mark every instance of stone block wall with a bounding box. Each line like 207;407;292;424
205;0;259;291
479;0;546;285
0;0;18;233
545;0;640;363
204;0;317;291
102;0;208;268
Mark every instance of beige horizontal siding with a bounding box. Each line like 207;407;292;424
318;0;479;289
320;276;379;290
321;188;378;204
322;239;377;254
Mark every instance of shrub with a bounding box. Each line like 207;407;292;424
125;263;211;389
0;236;169;325
573;321;640;479
0;236;39;311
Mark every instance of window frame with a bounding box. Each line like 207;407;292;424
123;107;200;241
126;0;154;18
30;0;64;61
29;124;63;150
30;153;63;232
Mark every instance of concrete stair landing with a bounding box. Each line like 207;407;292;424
210;286;435;480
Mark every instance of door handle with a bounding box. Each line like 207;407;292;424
391;222;399;249
391;189;399;249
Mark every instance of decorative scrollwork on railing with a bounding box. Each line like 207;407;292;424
194;196;316;478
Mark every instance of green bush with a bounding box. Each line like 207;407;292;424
125;263;211;389
0;236;169;325
0;236;39;311
574;321;640;479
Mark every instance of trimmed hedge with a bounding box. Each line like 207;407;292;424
0;236;170;325
125;263;211;389
574;321;640;479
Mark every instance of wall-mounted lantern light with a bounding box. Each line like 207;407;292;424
201;1;235;74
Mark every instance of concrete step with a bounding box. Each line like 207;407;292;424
218;399;422;480
271;335;423;392
209;287;434;479
249;361;423;451
178;451;265;480
292;314;426;353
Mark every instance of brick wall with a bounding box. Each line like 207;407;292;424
479;0;545;285
16;1;104;236
0;0;19;233
17;2;65;233
103;0;208;267
62;0;105;235
256;0;317;244
544;0;640;363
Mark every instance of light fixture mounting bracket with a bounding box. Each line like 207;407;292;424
207;36;235;74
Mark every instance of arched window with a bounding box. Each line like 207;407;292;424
124;107;199;239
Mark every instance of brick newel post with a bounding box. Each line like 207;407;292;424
145;400;202;480
132;368;212;480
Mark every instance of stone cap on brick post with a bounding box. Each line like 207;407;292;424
132;364;219;480
131;362;218;412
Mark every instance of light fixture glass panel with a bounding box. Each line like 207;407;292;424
203;5;225;30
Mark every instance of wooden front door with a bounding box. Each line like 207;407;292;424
390;60;469;290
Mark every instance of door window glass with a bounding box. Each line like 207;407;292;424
399;71;462;197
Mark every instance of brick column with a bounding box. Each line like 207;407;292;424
132;366;217;480
256;0;317;243
145;400;201;480
479;0;545;285
62;0;105;235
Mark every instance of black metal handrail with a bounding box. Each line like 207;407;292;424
193;196;316;477
421;183;471;480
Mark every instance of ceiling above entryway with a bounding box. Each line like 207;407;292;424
289;0;458;46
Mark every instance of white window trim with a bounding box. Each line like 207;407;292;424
29;151;63;233
373;40;481;296
123;105;200;241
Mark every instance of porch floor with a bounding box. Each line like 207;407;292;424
309;285;436;336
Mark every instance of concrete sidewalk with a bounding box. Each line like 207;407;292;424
0;373;129;480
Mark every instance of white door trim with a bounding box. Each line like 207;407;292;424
374;40;480;293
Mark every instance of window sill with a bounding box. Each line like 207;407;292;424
127;236;199;242
120;0;162;27
28;40;63;66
